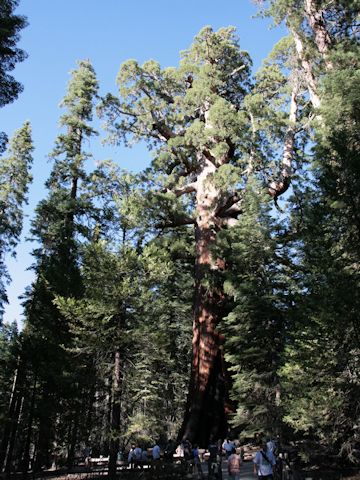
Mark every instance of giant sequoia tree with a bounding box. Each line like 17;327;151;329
100;26;301;444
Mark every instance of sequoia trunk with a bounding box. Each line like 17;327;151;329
180;160;230;446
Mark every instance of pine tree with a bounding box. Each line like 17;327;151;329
21;60;99;472
218;184;290;439
0;122;33;318
257;0;360;463
0;0;28;152
56;165;193;477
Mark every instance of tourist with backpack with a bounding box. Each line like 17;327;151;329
253;441;276;479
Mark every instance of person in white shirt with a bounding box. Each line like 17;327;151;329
253;441;276;479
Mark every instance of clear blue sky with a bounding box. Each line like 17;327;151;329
1;0;285;326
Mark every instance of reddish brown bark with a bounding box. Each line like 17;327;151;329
179;230;229;445
304;0;333;71
179;161;232;445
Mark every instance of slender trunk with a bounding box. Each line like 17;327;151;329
290;1;333;111
22;373;37;478
4;392;24;477
269;81;299;197
0;357;23;473
85;378;96;443
33;391;52;472
108;349;122;480
67;408;80;471
291;29;321;109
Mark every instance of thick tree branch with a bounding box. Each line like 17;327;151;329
304;0;334;71
269;81;299;199
155;215;195;229
216;193;242;217
292;29;321;109
221;200;243;218
166;181;198;197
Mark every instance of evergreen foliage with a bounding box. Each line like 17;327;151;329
1;1;360;473
0;0;28;153
19;60;99;471
0;0;27;108
98;25;305;444
0;122;33;318
217;185;288;438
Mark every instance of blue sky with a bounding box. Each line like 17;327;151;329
1;0;286;325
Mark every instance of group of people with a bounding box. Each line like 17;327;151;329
208;436;278;480
124;435;278;479
127;442;161;467
224;437;277;480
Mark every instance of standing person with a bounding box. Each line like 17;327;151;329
83;445;91;468
228;448;241;480
223;438;235;459
182;438;192;460
208;438;218;471
164;439;175;460
127;444;136;468
208;438;221;479
266;437;276;455
253;441;276;479
141;447;148;463
152;442;161;461
192;444;204;479
133;444;142;468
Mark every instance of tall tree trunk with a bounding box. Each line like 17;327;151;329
67;407;80;471
108;349;122;480
179;160;229;446
22;374;37;478
33;391;52;472
304;0;333;70
4;392;24;477
290;1;333;111
0;358;23;473
291;29;321;109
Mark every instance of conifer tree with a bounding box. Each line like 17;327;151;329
256;0;360;461
0;122;33;318
99;26;305;444
21;60;99;471
218;185;290;438
0;0;28;152
57;166;193;477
